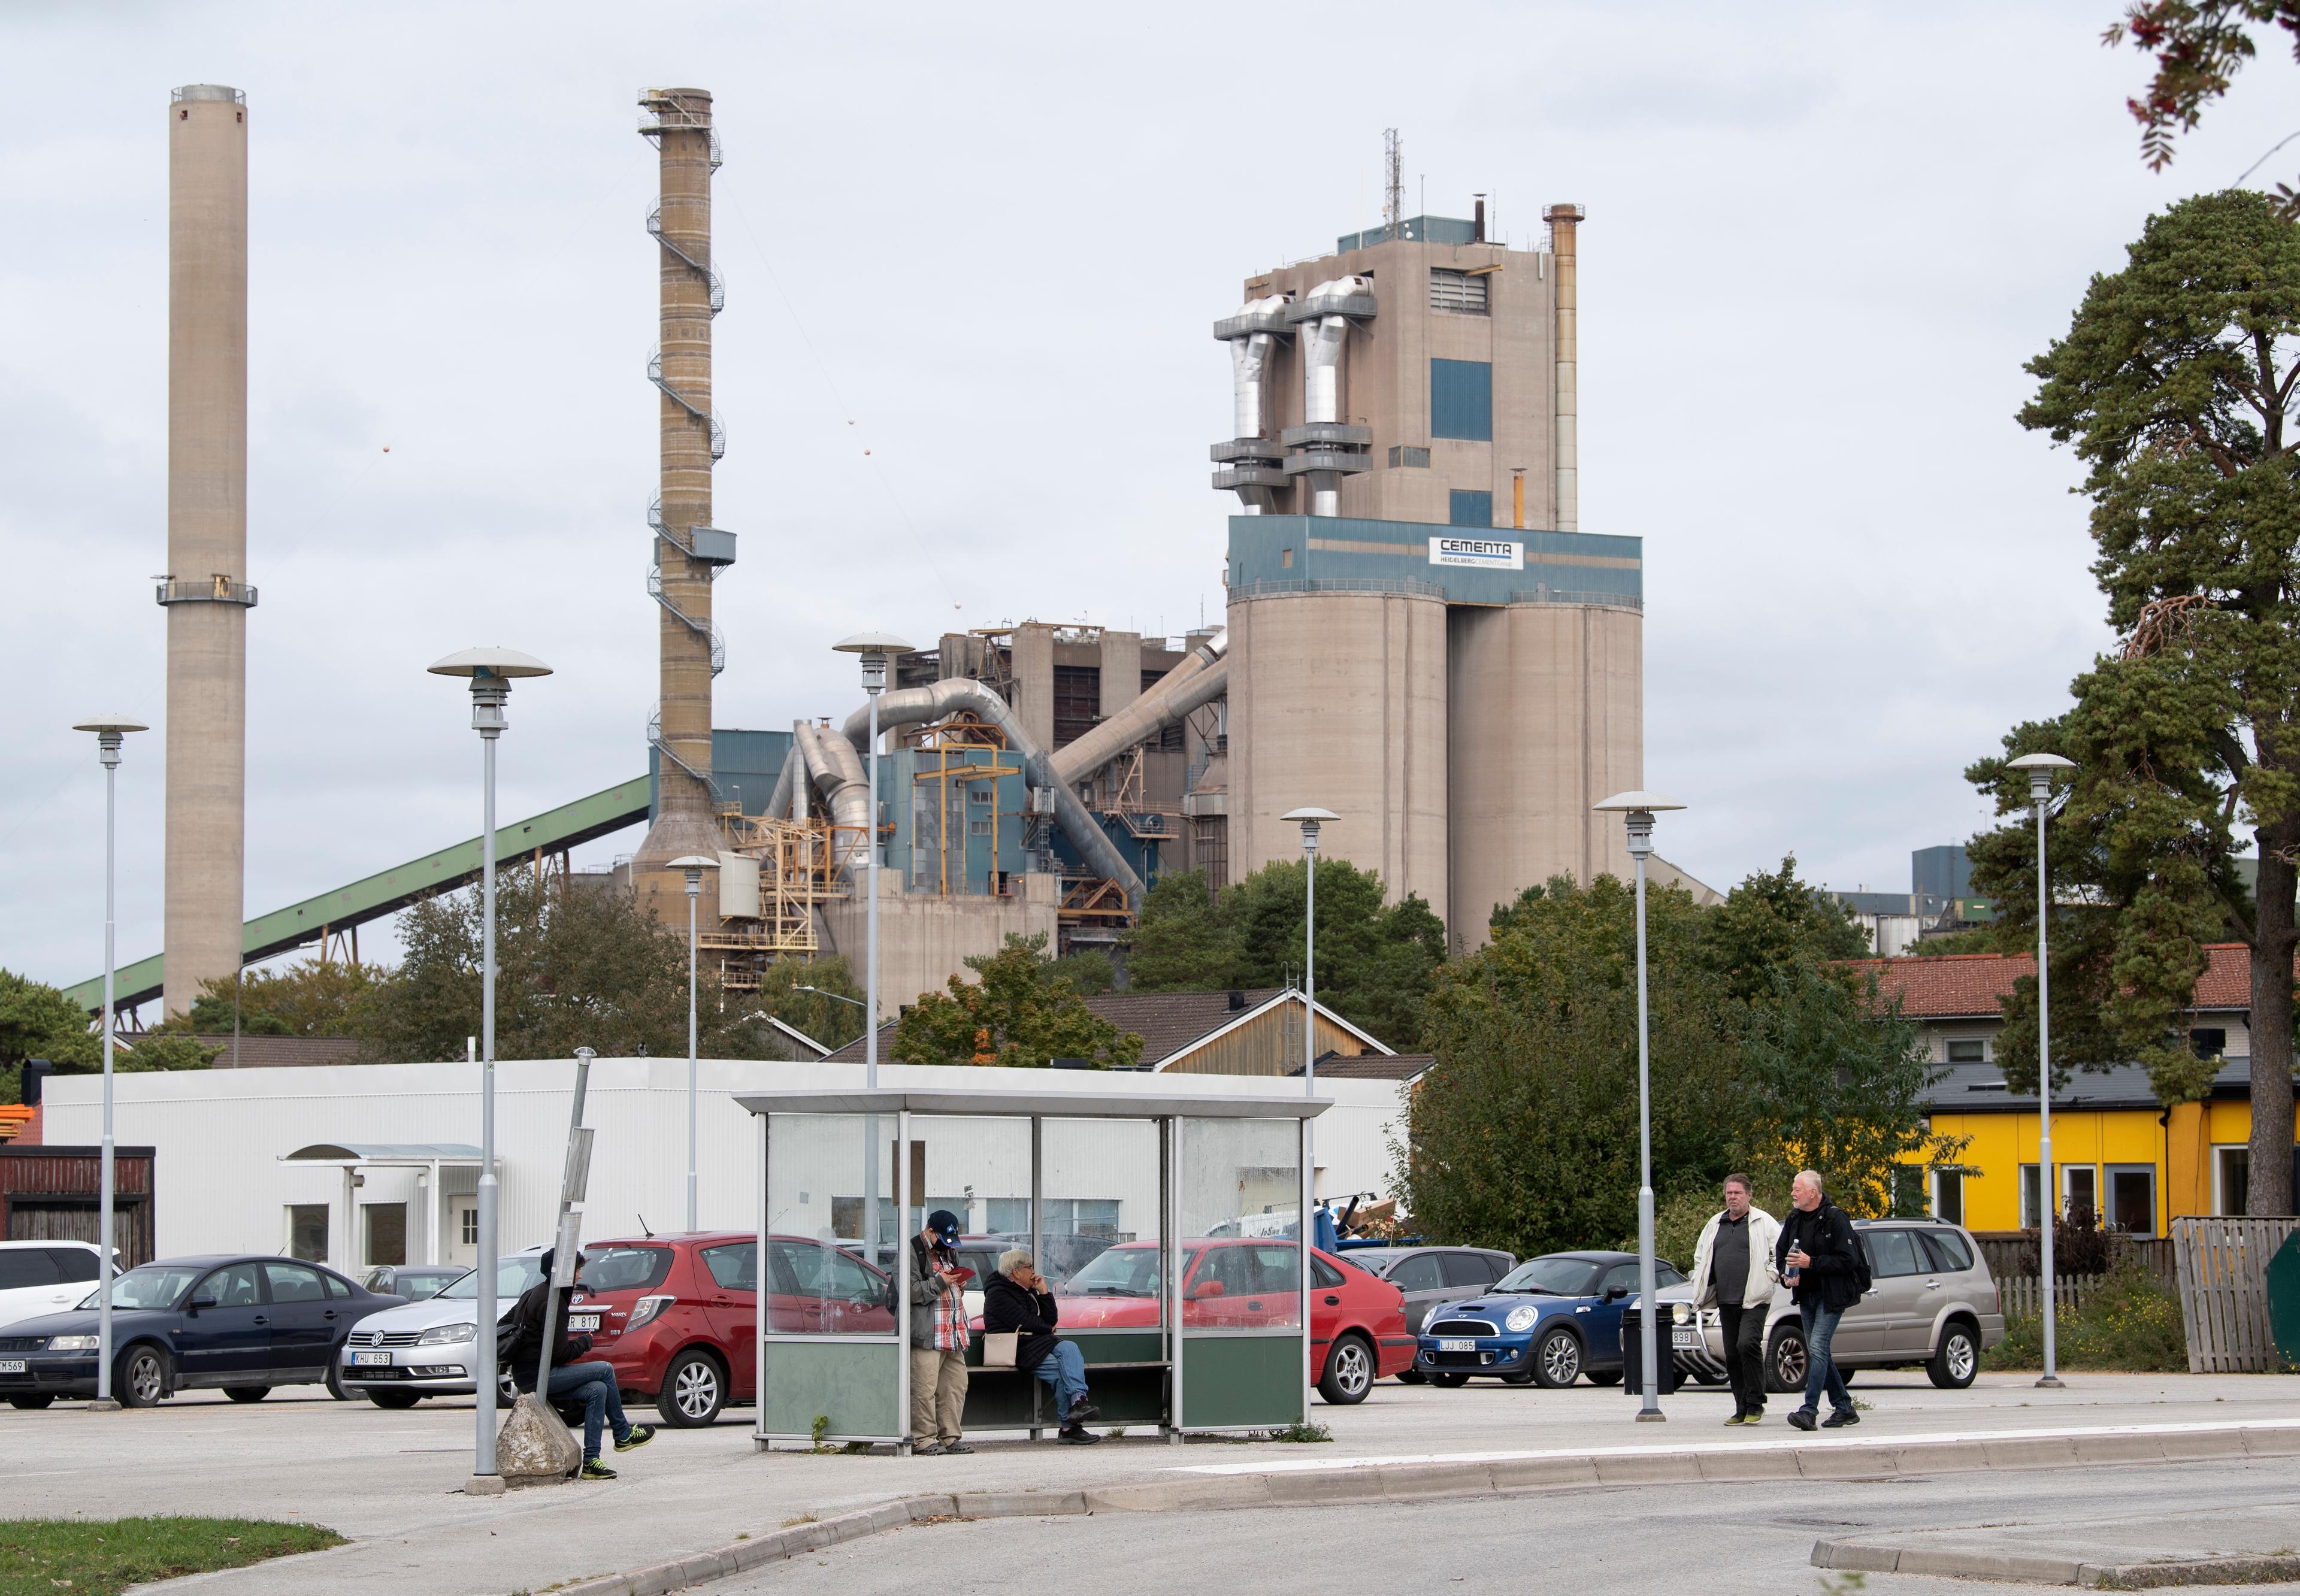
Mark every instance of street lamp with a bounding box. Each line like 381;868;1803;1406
2008;750;2075;1391
1594;788;1687;1422
795;985;866;1007
1281;806;1336;1416
72;714;145;1409
427;647;551;1493
668;853;721;1232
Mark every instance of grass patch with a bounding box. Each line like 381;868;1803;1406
0;1517;342;1595
1984;1267;2188;1373
1269;1421;1333;1443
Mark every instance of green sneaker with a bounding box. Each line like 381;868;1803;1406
615;1424;655;1453
1724;1413;1747;1426
579;1457;619;1480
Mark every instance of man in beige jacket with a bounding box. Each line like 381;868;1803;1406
1687;1174;1781;1425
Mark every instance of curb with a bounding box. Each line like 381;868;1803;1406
555;1424;2300;1596
1813;1538;2300;1588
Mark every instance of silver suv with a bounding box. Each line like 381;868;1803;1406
1691;1218;2002;1391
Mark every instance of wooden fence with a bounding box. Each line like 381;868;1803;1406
1996;1274;2108;1319
1972;1232;2179;1295
2171;1216;2300;1374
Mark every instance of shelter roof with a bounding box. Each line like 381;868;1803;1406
736;1087;1330;1120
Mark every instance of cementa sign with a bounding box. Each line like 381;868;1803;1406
1428;536;1524;571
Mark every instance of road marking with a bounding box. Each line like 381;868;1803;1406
1169;1416;2300;1474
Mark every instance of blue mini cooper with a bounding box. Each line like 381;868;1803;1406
1414;1250;1689;1388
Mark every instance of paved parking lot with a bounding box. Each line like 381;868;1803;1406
5;1371;2296;1594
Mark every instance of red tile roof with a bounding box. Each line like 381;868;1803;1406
1844;943;2270;1019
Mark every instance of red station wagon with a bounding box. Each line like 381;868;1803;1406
1054;1237;1415;1404
570;1232;894;1427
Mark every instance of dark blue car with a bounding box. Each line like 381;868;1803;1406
1414;1250;1687;1388
0;1255;402;1409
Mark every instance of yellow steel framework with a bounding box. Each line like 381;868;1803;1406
900;714;1022;898
705;811;863;992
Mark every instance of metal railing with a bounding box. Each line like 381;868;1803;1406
155;577;258;607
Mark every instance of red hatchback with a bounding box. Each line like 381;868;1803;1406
571;1232;895;1428
1055;1238;1414;1404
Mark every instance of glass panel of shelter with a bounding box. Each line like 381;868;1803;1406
764;1112;897;1338
1175;1116;1304;1331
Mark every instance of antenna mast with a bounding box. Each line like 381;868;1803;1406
1384;128;1403;240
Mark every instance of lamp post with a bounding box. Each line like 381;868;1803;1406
668;854;721;1231
1281;807;1336;1417
72;715;146;1409
832;632;912;1255
1594;788;1687;1422
2008;751;2075;1390
428;647;551;1493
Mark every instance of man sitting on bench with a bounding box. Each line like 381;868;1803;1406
983;1249;1101;1445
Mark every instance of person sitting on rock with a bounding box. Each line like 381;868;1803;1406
506;1248;653;1480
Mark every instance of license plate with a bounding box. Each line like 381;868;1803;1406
1672;1328;1699;1347
0;1360;23;1374
1438;1338;1477;1352
354;1351;392;1366
568;1313;601;1331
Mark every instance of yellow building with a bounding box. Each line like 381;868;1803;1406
1861;949;2291;1236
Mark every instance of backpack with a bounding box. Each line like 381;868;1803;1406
1838;1209;1874;1296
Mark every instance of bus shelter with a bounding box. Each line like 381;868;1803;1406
736;1086;1330;1450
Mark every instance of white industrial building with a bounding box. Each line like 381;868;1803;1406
40;1060;1411;1272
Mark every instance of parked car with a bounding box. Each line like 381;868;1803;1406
1051;1237;1415;1404
360;1264;464;1301
1414;1250;1690;1388
1342;1246;1516;1384
0;1242;119;1332
572;1231;897;1428
338;1247;546;1409
1687;1218;2002;1392
0;1254;401;1408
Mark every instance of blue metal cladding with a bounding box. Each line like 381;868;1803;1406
1449;490;1494;528
1430;359;1493;440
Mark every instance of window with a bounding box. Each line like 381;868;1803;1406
1933;1170;1964;1226
288;1204;329;1263
580;1244;674;1293
969;788;992;804
264;1262;328;1303
1441;1252;1496;1288
1390;1254;1443;1291
1429;268;1490;314
1052;665;1101;747
1863;1229;1924;1277
701;1242;758;1292
2062;1165;2099;1224
2190;1028;2227;1059
1920;1229;1975;1273
1890;1166;1928;1216
1448;490;1494;528
2216;1146;2250;1215
1311;1256;1345;1289
1600;1262;1641;1295
200;1262;264;1308
364;1203;406;1268
1387;444;1431;469
47;1247;99;1284
459;1206;479;1247
1946;1039;1987;1064
969;819;992;837
0;1250;58;1289
325;1271;352;1300
1430;359;1493;440
2019;1164;2043;1229
1281;547;1293;569
2106;1165;2157;1234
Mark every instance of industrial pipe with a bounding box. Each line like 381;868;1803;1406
797;722;871;878
838;679;1146;908
1051;630;1227;787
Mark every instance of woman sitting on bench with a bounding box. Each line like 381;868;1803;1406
982;1249;1101;1445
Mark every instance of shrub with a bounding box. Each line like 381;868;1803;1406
1986;1266;2187;1373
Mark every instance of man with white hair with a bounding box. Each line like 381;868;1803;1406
1773;1169;1864;1431
982;1248;1100;1444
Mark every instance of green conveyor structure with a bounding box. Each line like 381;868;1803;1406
64;776;652;1014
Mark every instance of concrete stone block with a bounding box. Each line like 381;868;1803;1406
1794;1444;1901;1479
2239;1426;2300;1458
1379;1461;1496;1500
495;1392;581;1486
1084;1476;1273;1513
949;1489;1087;1519
2068;1431;2164;1465
906;1493;963;1520
1809;1539;1899;1573
1980;1436;2082;1470
1488;1455;1600;1491
1896;1546;2081;1583
1592;1452;1700;1485
1261;1468;1374;1506
1695;1447;1799;1482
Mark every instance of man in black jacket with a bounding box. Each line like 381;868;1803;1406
505;1249;653;1479
1772;1170;1863;1431
982;1249;1099;1444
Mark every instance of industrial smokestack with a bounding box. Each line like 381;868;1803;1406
1545;204;1582;533
160;84;253;1020
1473;195;1486;243
631;87;728;925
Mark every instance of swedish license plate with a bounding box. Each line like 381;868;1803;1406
1672;1328;1699;1347
1438;1338;1477;1353
0;1360;23;1374
568;1313;601;1332
354;1351;392;1366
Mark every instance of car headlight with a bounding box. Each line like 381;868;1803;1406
416;1321;477;1346
1504;1306;1539;1333
46;1334;100;1352
1671;1301;1691;1327
627;1295;675;1330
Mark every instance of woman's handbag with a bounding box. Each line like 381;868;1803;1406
982;1331;1019;1369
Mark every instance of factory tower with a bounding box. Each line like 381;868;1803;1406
160;85;255;1018
630;87;735;925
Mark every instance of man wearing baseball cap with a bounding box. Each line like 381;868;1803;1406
909;1209;972;1455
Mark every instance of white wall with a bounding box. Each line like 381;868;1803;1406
41;1059;1411;1267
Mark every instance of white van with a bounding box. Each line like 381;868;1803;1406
0;1242;119;1330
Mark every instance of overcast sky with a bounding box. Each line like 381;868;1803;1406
7;1;2298;995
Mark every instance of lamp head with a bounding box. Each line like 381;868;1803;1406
74;717;147;768
833;632;913;695
2007;752;2076;804
1592;791;1685;859
1281;805;1338;851
428;649;552;737
668;854;719;895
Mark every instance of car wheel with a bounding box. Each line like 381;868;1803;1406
1532;1326;1582;1389
1765;1324;1806;1395
1584;1369;1623;1388
8;1395;55;1410
368;1388;421;1410
1500;1371;1536;1386
1929;1322;1980;1390
659;1349;727;1428
1429;1371;1469;1388
1395;1370;1426;1385
325;1359;356;1401
116;1344;170;1408
1317;1335;1375;1405
1838;1367;1857;1386
225;1386;271;1403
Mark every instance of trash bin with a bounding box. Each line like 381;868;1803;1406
1619;1305;1684;1396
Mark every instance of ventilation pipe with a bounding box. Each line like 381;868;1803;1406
767;726;806;819
1051;629;1227;786
797;721;872;879
838;679;1147;908
1282;277;1375;517
1211;295;1292;514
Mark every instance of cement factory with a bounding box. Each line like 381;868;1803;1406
75;90;1657;1025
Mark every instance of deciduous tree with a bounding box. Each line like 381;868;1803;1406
892;934;1142;1069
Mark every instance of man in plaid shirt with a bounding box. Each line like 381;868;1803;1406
909;1209;972;1455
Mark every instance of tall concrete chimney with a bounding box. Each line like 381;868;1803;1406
1545;203;1582;533
631;87;727;925
160;84;253;1019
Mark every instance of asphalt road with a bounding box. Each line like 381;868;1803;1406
710;1457;2300;1595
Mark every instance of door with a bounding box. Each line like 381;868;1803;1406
449;1200;480;1267
1849;1229;1927;1359
0;1248;71;1328
699;1241;757;1397
1387;1253;1449;1333
1590;1262;1640;1362
261;1262;341;1382
176;1262;271;1385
